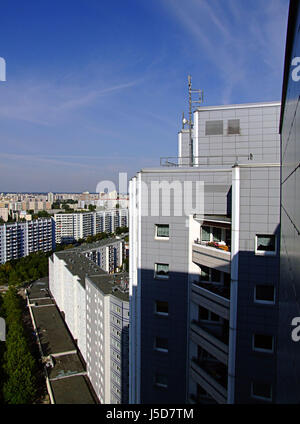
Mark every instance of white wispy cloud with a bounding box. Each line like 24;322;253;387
0;74;143;125
160;0;289;103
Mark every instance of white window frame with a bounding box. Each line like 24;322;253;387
255;234;277;256
155;224;170;240
251;382;273;402
254;285;276;305
252;334;274;353
154;263;169;280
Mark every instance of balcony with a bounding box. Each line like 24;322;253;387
192;241;231;274
194;281;230;300
191;283;230;320
190;321;228;365
190;357;227;404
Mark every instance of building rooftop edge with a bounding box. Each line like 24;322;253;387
195;101;281;112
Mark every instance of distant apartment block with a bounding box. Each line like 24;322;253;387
129;101;281;404
54;209;128;244
0;218;55;264
0;208;9;222
49;239;129;404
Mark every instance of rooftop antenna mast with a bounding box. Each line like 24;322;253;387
187;75;204;166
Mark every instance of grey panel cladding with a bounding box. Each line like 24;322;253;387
178;130;190;166
235;165;280;403
140;170;232;218
279;2;300;404
195;104;280;163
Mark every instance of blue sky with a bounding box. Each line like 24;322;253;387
0;0;289;192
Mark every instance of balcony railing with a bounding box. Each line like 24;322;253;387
194;239;230;253
191;321;229;365
191;282;230;320
190;357;228;404
194;281;230;300
192;243;231;274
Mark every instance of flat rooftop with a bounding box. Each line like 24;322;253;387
50;375;96;404
32;306;76;355
27;279;98;404
87;272;129;302
73;237;123;253
27;277;50;300
55;250;106;288
47;353;85;380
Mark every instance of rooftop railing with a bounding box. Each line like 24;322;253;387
160;154;253;167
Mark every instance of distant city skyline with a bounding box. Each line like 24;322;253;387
0;0;289;191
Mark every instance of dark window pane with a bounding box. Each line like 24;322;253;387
211;312;220;321
257;235;276;252
155;263;169;278
255;285;275;302
156;337;168;350
155;374;168;386
156;224;169;238
224;273;231;287
211;269;221;282
205;120;223;136
254;334;274;351
213;227;221;242
201;266;210;281
156;301;168;314
201;226;210;242
228;119;240;135
199;306;209;320
252;382;272;399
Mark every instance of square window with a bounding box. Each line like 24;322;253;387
253;334;274;353
201;226;210;242
251;382;272;401
155;373;168;388
154;263;169;279
255;285;275;304
227;119;240;135
205;120;223;136
255;235;276;255
155;301;169;315
155;224;169;239
155;337;168;352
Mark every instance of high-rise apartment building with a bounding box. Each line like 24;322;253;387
0;218;55;264
54;209;128;244
49;239;129;404
129;101;281;404
54;212;93;244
